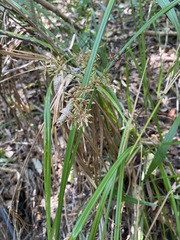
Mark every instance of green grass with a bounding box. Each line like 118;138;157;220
1;0;180;239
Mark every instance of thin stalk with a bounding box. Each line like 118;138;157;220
125;51;132;113
138;0;148;111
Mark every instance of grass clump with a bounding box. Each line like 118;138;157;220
0;0;179;239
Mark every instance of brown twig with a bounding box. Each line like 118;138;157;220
145;30;178;37
33;0;83;31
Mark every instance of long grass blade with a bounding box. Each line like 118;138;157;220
89;173;116;239
159;163;180;238
70;146;139;239
146;113;180;177
81;0;116;87
44;80;53;239
114;122;130;239
52;128;83;240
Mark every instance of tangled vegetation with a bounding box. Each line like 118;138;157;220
0;0;180;239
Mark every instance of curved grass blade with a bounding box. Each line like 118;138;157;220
157;0;180;41
122;195;156;207
97;85;127;123
146;113;180;177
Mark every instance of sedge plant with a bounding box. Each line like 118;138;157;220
0;0;180;239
